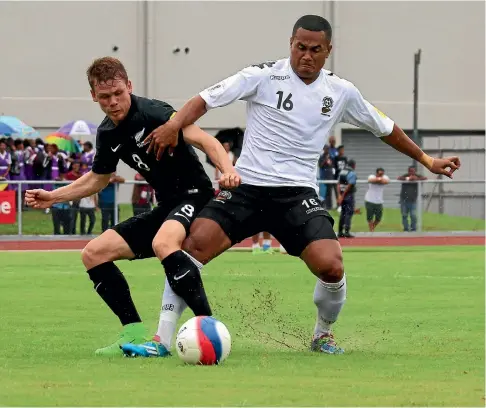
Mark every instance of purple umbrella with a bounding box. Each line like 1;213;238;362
57;120;98;137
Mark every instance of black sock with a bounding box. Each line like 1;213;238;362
87;262;142;326
162;250;212;316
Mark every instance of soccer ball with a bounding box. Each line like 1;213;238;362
175;316;231;365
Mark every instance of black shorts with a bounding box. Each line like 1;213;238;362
365;201;383;222
197;185;337;256
113;193;212;259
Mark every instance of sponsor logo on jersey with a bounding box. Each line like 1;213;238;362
270;75;290;81
207;82;225;97
134;128;145;147
321;96;334;116
214;190;232;203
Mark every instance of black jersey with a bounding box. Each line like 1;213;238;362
92;95;214;202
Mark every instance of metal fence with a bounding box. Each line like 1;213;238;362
0;179;484;236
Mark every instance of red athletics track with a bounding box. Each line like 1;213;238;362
0;235;483;251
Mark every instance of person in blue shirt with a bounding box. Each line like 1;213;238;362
51;175;72;235
337;159;357;238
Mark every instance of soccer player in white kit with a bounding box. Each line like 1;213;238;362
138;15;460;355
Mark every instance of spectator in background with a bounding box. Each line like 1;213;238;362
51;174;72;235
81;141;95;173
337;159;357;238
23;139;35;188
10;140;27;200
131;172;154;216
65;161;83;233
44;144;66;191
364;167;389;232
398;166;427;232
328;135;338;159
98;172;125;232
251;232;274;255
333;145;347;208
0;139;11;187
5;137;14;153
318;144;334;209
79;193;98;235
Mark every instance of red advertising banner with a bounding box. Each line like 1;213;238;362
0;191;16;224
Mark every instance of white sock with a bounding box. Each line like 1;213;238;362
252;243;260;249
156;278;187;349
156;251;203;349
313;274;347;337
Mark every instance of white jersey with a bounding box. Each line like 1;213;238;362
200;58;394;190
364;175;390;204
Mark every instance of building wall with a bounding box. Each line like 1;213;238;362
1;1;483;130
1;1;484;205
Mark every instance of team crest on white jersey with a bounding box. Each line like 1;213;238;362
214;190;232;203
134;128;145;147
321;96;334;116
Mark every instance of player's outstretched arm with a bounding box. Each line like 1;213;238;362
182;125;241;189
145;96;208;160
381;125;460;178
25;171;111;209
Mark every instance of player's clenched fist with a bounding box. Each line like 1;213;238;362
219;171;241;189
25;189;55;209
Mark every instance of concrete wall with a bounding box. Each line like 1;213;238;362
1;1;483;130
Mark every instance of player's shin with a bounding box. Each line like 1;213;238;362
313;273;347;337
87;261;142;325
161;250;212;316
155;278;188;349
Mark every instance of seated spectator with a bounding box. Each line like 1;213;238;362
0;139;12;187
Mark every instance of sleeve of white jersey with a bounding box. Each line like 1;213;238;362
199;66;264;110
342;84;395;137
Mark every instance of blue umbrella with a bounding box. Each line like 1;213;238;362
0;116;40;138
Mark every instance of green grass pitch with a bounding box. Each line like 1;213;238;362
0;246;484;406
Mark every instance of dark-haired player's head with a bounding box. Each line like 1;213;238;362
376;167;385;177
290;15;332;83
87;57;133;125
337;145;344;155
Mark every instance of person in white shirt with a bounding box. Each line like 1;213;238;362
142;14;460;356
364;168;390;232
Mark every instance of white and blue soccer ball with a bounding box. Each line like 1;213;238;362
175;316;231;365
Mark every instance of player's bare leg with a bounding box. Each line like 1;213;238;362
301;239;346;354
368;220;375;232
81;230;148;356
183;218;233;265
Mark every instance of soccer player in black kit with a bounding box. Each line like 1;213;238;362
25;57;240;356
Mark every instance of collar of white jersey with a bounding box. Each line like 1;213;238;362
286;58;324;88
